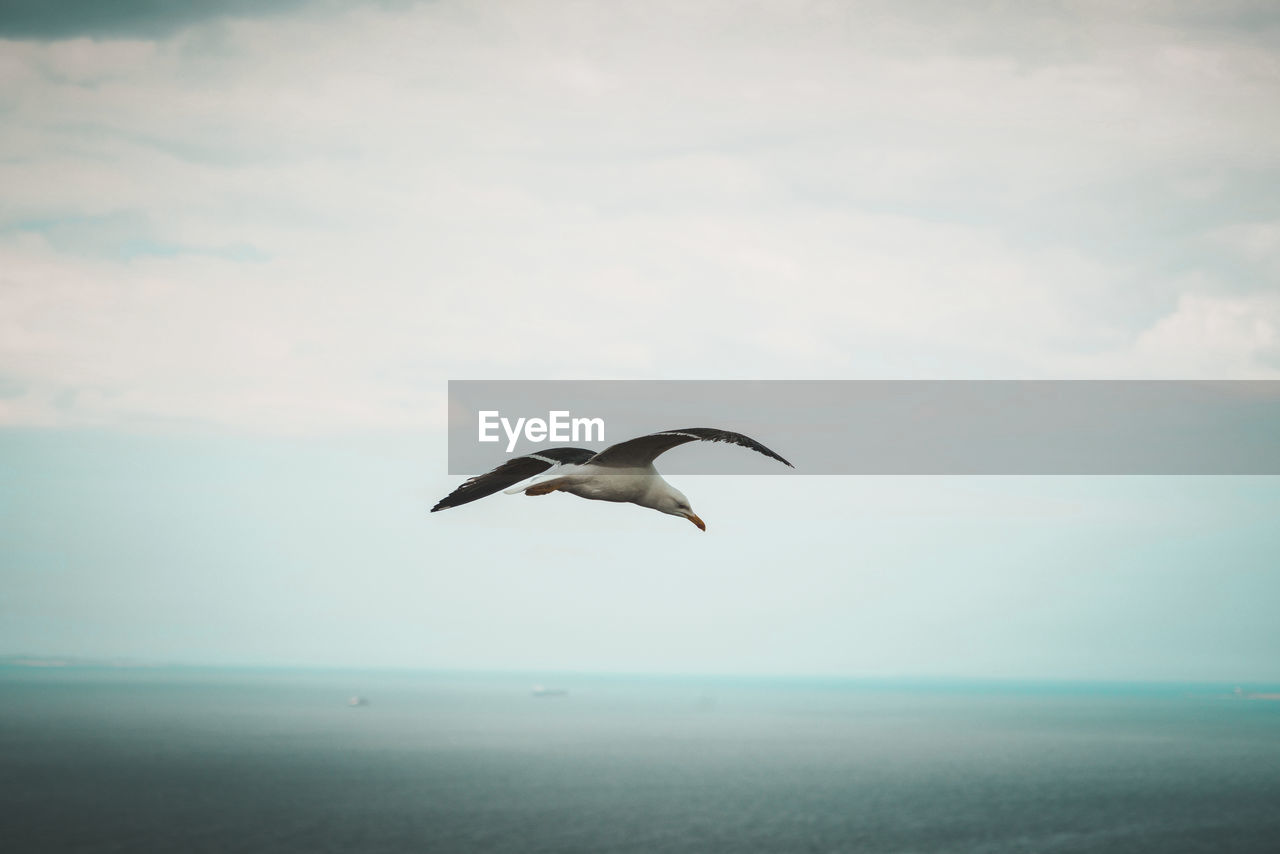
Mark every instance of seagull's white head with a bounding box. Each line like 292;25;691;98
651;486;706;531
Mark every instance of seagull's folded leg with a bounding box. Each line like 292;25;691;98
522;478;566;496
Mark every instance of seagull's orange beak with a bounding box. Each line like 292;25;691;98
685;512;706;531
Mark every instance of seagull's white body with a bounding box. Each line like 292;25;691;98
433;428;792;530
505;463;688;512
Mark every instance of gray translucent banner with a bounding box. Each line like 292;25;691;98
447;381;1280;475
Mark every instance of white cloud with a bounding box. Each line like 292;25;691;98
1129;291;1280;377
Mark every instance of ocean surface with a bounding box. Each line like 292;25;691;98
2;668;1278;853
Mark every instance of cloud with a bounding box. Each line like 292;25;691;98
1130;291;1280;377
2;0;1279;433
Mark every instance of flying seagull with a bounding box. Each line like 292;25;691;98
432;428;792;530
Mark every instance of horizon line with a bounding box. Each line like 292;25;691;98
3;655;1277;691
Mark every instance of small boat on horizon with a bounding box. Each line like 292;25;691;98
530;685;567;698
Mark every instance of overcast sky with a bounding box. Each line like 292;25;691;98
2;0;1278;681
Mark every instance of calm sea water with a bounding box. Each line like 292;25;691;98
2;668;1278;853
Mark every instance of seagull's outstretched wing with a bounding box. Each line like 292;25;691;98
431;447;596;512
587;428;793;469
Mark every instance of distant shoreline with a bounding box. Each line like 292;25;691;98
3;657;1279;698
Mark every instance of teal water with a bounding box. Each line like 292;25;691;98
2;668;1278;853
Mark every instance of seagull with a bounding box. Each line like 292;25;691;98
431;428;792;530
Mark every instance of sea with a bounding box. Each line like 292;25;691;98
2;667;1278;853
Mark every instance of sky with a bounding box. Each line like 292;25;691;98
1;0;1278;682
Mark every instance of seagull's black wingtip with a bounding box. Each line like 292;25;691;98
767;450;794;468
